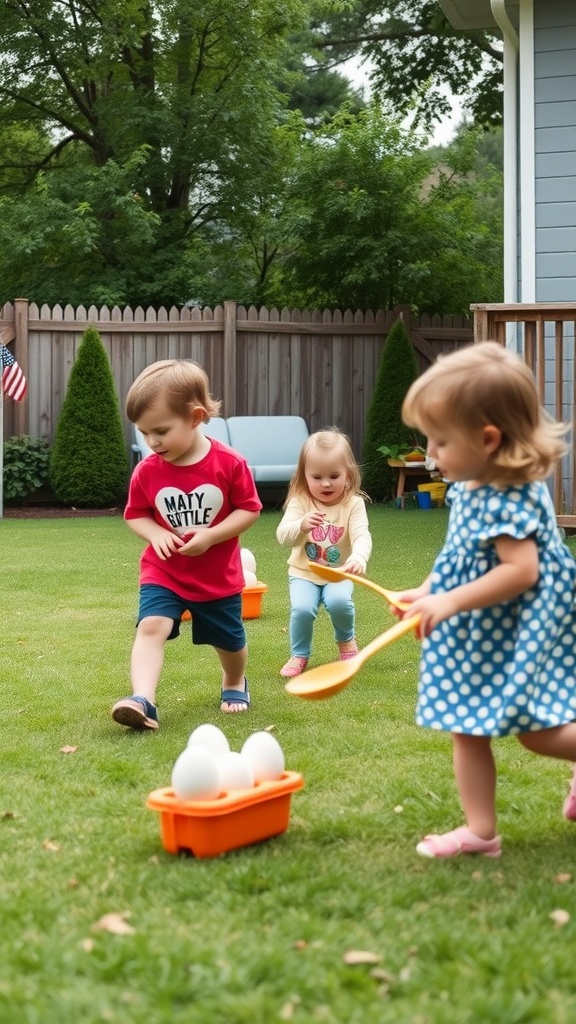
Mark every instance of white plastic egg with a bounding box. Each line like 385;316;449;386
243;570;258;588
240;731;285;782
187;723;230;757
217;751;255;792
241;548;257;574
171;747;221;801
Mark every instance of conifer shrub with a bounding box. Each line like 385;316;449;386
49;326;129;506
361;317;421;501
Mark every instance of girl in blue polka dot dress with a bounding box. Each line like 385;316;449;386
398;341;576;859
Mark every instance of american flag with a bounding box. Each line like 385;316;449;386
1;344;27;401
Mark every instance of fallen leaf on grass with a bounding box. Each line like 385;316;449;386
42;839;60;852
279;995;301;1020
554;873;572;884
92;912;135;935
293;939;307;950
549;909;570;927
370;968;395;984
343;950;381;965
60;745;78;754
264;724;276;732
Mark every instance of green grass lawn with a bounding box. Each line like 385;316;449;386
3;506;576;1023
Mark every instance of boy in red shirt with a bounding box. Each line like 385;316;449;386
112;360;261;730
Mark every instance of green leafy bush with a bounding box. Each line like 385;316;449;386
3;435;50;500
361;317;422;501
49;325;129;507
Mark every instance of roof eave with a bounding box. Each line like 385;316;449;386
438;0;497;31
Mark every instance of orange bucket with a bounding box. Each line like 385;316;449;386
180;582;268;623
241;582;268;619
146;771;304;858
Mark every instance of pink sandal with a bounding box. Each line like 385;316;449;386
337;639;359;661
280;656;309;678
563;765;576;821
416;826;501;859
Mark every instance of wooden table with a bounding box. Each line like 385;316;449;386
389;461;435;503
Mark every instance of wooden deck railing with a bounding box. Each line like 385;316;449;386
473;303;576;526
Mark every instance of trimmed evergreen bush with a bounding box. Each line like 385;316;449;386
49;326;129;507
361;316;421;501
3;435;50;500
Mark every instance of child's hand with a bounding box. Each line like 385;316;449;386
179;531;213;557
340;558;365;576
402;592;458;637
301;510;326;533
150;529;186;561
395;585;430;605
390;583;432;618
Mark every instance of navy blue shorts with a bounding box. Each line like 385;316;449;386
138;584;246;651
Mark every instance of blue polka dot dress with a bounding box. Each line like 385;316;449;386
417;480;576;736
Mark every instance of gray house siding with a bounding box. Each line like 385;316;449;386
534;1;576;302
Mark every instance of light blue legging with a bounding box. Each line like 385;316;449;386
288;577;355;658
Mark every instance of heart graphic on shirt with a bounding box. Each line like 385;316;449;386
156;485;224;534
310;523;344;544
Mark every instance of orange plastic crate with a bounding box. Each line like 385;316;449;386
146;770;304;858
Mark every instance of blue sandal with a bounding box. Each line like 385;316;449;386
220;678;251;713
112;695;159;730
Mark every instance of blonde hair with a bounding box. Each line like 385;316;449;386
284;427;367;506
126;359;221;424
402;341;568;484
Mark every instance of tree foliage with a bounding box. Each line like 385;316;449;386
309;0;503;130
49;327;129;507
361;316;421;501
0;1;504;313
275;108;502;313
0;0;304;306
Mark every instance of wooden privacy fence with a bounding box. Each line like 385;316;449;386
0;298;473;462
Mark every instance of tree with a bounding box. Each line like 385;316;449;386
275;107;503;313
361;316;421;501
0;0;303;306
49;327;129;507
309;0;503;131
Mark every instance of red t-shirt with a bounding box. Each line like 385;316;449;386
124;440;262;602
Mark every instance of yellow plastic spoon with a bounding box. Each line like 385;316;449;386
307;561;410;610
284;614;421;700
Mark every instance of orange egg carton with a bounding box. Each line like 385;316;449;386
146;770;304;858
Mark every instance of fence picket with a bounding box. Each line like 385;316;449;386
1;299;473;466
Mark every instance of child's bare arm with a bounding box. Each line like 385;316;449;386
404;536;539;636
